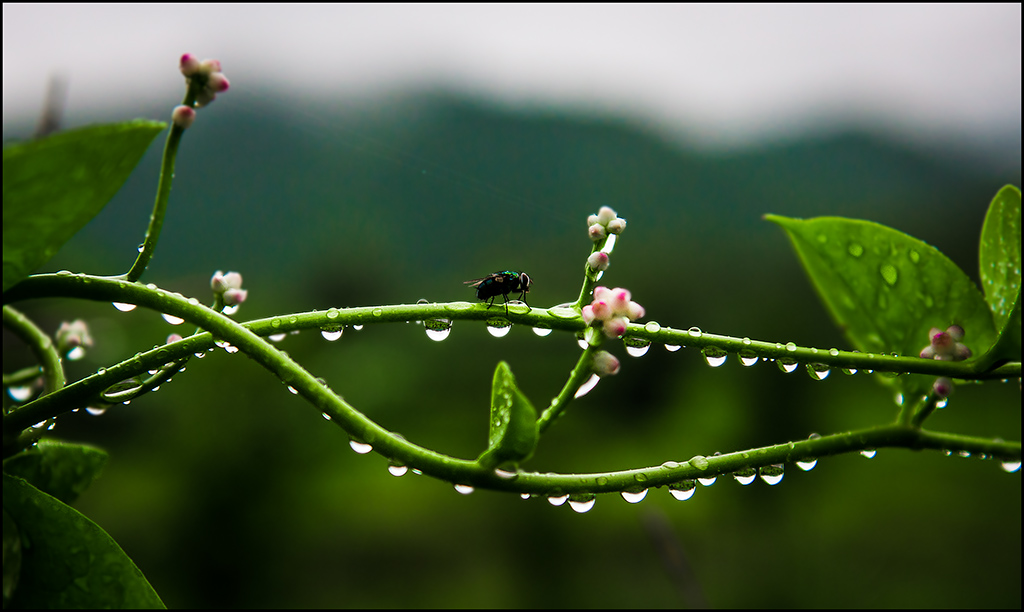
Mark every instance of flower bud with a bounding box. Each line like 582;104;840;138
932;377;954;398
180;53;201;77
591;300;612;320
581;304;596;326
596;206;617;225
606;218;626;234
211;270;244;293
587;251;610;272
166;333;184;344
222;288;248;306
602;316;628;338
207;72;230;93
172;105;195;129
588;223;607;242
55;320;93;354
592;350;621;376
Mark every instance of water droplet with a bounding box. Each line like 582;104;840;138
738;350;759;367
908;250;920;264
697;476;717;486
847;242;864;257
349;440;373;454
664;344;681;352
454;484;474;495
520;493;531;500
669;480;697;500
326;308;340;320
879;263;898;286
574;373;600;398
112;302;137;312
621;489;648;503
532;324;553;337
687;326;703;338
777;359;799;374
494;468;519;480
372;308;383;317
486;318;512;337
388;464;409;477
8;386;34;402
321;328;344;341
935;398;948;409
287;385;298;395
1000;461;1021;473
760;464;784;485
689;455;709;471
661;461;681;469
548;306;578;319
702;347;727;367
223;304;240;316
624;337;651;357
85;406;107;416
161;313;185;325
733;467;756;485
352;324;364;331
568;496;596;513
268;333;287;343
548;494;569;506
860;449;877;459
644;321;661;333
785;341;797;352
829;348;840;357
806;363;830;380
423;318;453;341
65;346;86;361
321;412;332;420
957;450;971;458
796;458;817;471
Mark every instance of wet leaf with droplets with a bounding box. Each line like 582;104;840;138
766;214;997;398
476;361;539;469
975;185;1021;367
2;440;108;506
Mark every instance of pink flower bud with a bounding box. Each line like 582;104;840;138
587;251;610;272
608;287;631;315
919;346;936;359
591;300;612;320
199;58;222;74
166;334;184;344
946;325;965;342
602;316;628;338
592;350;621;376
211;270;244;293
222;288;248;306
172;105;196;129
207;72;230;93
56;320;93;353
582;304;596;325
588;223;607;242
932;377;954;398
593;286;612;302
625;301;645;321
180;53;201;76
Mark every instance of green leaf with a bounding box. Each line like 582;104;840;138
2;120;166;292
476;361;539;469
976;185;1022;364
3;474;165;609
766;214;997;396
2;440;108;506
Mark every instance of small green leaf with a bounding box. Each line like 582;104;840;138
3;474;165;609
2;440;108;506
2;120;166;292
767;214;997;396
976;185;1022;364
476;361;539;469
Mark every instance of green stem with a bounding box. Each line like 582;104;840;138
537;343;598;433
2;305;66;450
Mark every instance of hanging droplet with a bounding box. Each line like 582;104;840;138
738;350;759;367
860;449;877;459
621;489;648;504
486;318;512;338
349;440;373;454
532;325;553;337
85;406;107;416
8;386;34;402
548;494;569;506
806;363;830;380
702;346;728;367
454;484;474;495
777;359;799;373
760;464;784;485
664;344;681;352
568;496;596;513
321;328;344;341
733;467;756;485
697;476;717;486
1000;460;1021;473
669;480;697;501
112;302;137;312
623;337;651;357
388;464;409;477
423;318;453;341
574;373;600;398
796;458;817;471
162;313;185;325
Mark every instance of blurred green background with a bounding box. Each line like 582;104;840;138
4;90;1020;608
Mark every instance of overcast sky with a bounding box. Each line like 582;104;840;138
3;4;1021;150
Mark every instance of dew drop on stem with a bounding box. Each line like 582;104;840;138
760;464;784;485
349;439;373;454
321;328;343;341
669;480;697;501
796;458;818;471
388;464;409;477
733;467;756;485
548;494;569;506
568;496;596;513
574;373;600;398
623;337;651;357
621;489;648;504
702;347;727;367
454;484;474;495
423;318;453;341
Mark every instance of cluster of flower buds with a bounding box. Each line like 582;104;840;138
919;325;971;361
920;325;972;399
582;286;645;339
587;206;626;242
211;270;248;307
172;54;230;128
55;319;93;357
